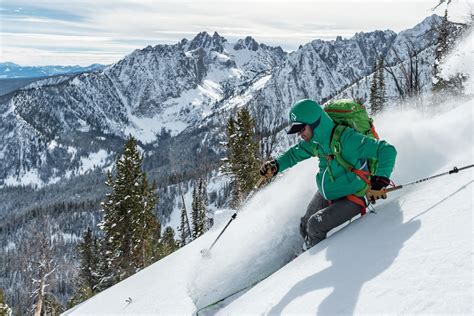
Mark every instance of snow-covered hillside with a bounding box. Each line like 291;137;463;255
64;95;473;316
217;103;473;315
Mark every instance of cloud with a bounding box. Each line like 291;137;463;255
1;32;136;66
1;46;123;66
1;0;447;66
1;1;85;22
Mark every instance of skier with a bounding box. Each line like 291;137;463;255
260;99;397;249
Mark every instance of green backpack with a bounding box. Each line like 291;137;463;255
324;99;380;175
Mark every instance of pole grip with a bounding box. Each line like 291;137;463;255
385;185;403;193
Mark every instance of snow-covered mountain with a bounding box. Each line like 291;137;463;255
0;62;105;79
0;31;287;188
242;14;445;123
0;15;445;189
64;95;474;314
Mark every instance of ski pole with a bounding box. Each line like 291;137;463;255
201;176;267;257
386;164;474;193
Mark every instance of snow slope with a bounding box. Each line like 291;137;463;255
64;95;473;315
218;160;472;314
65;32;474;315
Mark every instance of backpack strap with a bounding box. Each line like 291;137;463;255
330;125;372;186
369;118;380;140
329;125;371;216
346;194;367;216
330;125;353;171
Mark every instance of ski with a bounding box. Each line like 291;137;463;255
195;209;377;314
194;273;273;315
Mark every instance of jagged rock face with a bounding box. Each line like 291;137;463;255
0;32;286;185
246;15;443;125
234;36;260;51
385;15;442;63
0;15;447;186
187;31;226;52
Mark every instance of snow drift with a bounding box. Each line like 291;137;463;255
188;158;316;309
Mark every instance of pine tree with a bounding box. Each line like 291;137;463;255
221;117;242;207
191;177;209;238
0;289;12;316
199;177;212;231
369;56;386;114
133;175;160;268
191;184;203;238
432;9;465;96
67;285;94;310
79;228;100;290
42;294;65;315
369;66;378;112
93;238;114;292
221;108;261;208
157;227;180;259
178;192;192;246
377;57;386;109
98;136;160;286
69;228;99;306
433;9;451;93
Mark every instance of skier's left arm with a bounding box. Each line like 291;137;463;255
276;140;317;174
342;131;397;178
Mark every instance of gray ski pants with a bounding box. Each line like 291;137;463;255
300;192;365;247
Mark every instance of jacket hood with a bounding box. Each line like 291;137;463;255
288;99;335;152
309;104;335;153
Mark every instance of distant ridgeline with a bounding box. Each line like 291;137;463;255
0;62;105;96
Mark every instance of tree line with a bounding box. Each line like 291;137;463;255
368;8;469;113
66;106;265;310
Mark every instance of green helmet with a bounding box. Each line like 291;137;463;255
287;99;322;134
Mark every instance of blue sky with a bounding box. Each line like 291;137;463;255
0;0;471;66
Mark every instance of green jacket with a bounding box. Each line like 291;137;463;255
276;107;397;201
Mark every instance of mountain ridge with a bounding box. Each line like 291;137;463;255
0;15;445;189
0;62;105;79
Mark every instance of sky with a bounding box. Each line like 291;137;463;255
0;0;472;66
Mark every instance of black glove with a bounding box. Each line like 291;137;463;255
259;160;279;178
370;175;391;190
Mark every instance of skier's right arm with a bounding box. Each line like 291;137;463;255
275;141;316;173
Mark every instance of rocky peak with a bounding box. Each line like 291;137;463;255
187;31;227;52
234;36;259;51
417;14;443;31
